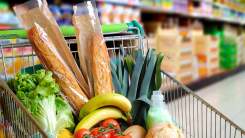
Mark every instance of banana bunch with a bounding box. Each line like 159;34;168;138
75;93;132;132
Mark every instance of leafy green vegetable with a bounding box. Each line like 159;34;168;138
154;53;164;90
137;50;157;104
9;69;75;136
127;50;144;102
111;48;164;128
55;97;75;131
124;55;134;75
121;68;129;96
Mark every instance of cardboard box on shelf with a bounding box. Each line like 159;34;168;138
154;26;195;84
193;34;220;77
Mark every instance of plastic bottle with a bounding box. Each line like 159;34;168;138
146;91;172;129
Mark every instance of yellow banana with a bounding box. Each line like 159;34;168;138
75;107;127;132
79;93;131;120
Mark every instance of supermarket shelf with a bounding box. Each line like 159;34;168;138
140;5;245;25
96;0;140;7
187;65;245;91
96;0;245;25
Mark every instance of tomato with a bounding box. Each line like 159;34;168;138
101;119;120;130
97;132;111;138
74;128;91;138
90;127;106;136
106;128;117;137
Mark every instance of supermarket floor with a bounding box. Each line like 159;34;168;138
196;71;245;130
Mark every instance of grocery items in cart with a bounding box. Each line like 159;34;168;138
7;70;75;137
73;1;113;97
146;91;172;129
0;0;245;138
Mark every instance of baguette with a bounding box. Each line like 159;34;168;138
28;24;88;114
91;34;114;95
13;1;90;98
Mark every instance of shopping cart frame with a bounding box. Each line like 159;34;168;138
0;27;244;138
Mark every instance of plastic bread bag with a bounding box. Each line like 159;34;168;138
13;0;90;98
28;23;88;114
73;0;114;96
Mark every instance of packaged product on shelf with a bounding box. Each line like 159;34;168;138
14;0;89;114
0;39;40;79
219;26;238;70
113;5;124;23
98;3;113;24
155;26;194;84
73;1;114;96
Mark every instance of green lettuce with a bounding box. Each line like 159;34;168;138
9;69;75;136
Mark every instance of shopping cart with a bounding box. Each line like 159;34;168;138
0;24;244;138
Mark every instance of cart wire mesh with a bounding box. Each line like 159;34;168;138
0;28;244;138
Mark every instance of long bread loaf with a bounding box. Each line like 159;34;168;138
28;24;88;114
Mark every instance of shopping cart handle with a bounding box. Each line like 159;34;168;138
0;21;144;39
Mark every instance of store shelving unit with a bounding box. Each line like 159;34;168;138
97;0;245;25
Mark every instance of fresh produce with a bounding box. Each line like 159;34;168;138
145;123;184;138
28;24;88;114
75;107;127;131
74;128;90;138
79;93;131;120
8;70;75;137
90;127;106;136
124;125;146;138
57;129;73;138
74;119;132;138
111;48;164;127
101;119;120;130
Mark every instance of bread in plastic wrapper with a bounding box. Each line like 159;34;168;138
73;1;114;96
13;0;90;98
28;23;88;114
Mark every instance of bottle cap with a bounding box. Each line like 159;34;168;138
151;90;164;106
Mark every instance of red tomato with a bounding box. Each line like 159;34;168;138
101;119;120;130
97;132;111;138
106;128;117;137
90;127;106;136
74;128;91;138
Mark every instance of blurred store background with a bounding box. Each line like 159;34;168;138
1;0;245;86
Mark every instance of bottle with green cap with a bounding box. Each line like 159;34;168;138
146;90;173;129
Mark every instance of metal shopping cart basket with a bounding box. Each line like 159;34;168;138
0;23;244;138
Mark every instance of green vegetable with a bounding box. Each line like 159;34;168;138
9;69;75;136
137;50;157;104
124;55;134;75
154;53;164;90
122;68;129;96
110;48;164;128
127;50;144;102
56;97;75;132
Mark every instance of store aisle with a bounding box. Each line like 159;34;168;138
196;71;245;130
